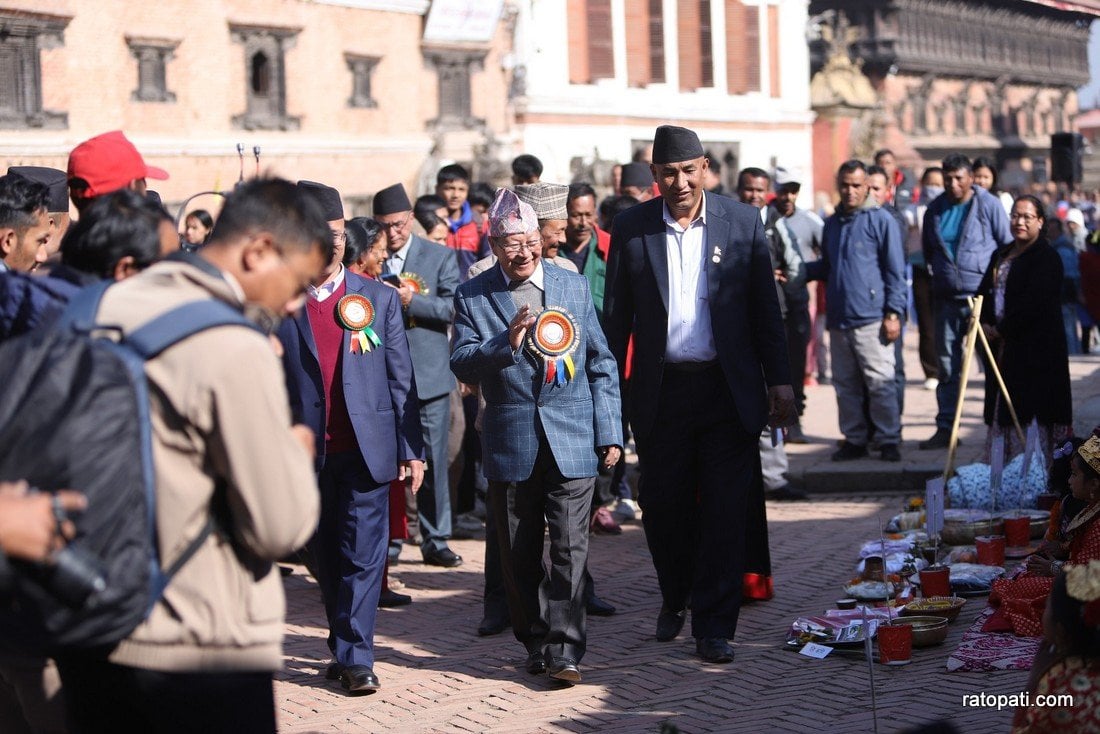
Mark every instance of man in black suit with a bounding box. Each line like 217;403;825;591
603;125;796;664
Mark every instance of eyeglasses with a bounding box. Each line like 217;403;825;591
377;213;412;231
1009;214;1039;222
331;230;347;245
499;241;538;254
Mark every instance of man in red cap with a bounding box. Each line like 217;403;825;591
66;131;169;212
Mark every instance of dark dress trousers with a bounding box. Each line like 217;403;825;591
279;271;423;669
603;194;789;640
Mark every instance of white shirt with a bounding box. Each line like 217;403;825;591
387;240;412;275
499;260;545;291
664;194;717;362
309;264;345;303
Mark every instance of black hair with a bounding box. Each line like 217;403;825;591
0;174;48;232
1052;438;1088;495
737;167;770;188
208;177;334;263
867;165;888;179
414;194;446;220
1013;194;1047;226
921;167;943;184
568;182;597;203
873;149;895;162
837;159;867;177
705;153;722;174
511;154;543;182
467;182;495;210
437;164;470;186
419;212;448;235
972;156;999;189
343;217;384;267
598;194;639;232
186;209;214;231
941;153;973;174
1050;571;1100;660
60;189;167;278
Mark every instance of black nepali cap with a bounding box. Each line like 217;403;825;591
373;183;412;216
651;125;705;165
8;166;68;212
620;161;654;189
296;180;344;221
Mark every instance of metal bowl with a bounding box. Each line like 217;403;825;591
886;616;949;648
900;596;967;623
941;510;1004;546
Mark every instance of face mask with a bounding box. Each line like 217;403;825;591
921;186;945;203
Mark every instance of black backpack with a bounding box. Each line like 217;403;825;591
0;280;259;654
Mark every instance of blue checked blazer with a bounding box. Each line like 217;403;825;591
451;263;623;482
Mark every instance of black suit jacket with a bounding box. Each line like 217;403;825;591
603;194;790;443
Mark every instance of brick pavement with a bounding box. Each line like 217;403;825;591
273;332;1100;732
276;496;1030;733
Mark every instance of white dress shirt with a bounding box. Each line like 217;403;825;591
309;264;346;303
499;260;545;290
664;194;717;362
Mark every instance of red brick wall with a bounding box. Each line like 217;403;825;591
678;0;701;91
726;0;760;94
625;0;651;86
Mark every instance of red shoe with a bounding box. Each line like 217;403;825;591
590;506;622;535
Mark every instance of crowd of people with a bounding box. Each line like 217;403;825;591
0;124;1095;732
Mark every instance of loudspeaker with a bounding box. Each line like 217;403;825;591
1050;132;1084;185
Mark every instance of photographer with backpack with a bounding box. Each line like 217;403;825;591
42;178;328;732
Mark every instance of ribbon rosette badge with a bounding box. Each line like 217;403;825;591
526;307;580;386
399;272;428;295
337;294;382;354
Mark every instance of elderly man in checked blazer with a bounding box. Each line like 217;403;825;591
451;188;622;685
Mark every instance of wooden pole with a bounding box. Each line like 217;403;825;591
943;296;984;484
966;297;1027;447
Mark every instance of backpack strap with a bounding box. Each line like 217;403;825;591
55;280;113;333
124;299;260;359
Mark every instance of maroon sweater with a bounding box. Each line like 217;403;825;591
306;280;357;454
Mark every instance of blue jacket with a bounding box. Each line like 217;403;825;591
808;200;906;330
451;263;622;482
922;186;1012;298
0;270;80;340
278;271;424;480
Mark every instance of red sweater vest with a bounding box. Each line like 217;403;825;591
306;281;358;454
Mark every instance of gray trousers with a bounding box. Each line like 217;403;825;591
488;439;591;663
416;393;453;555
830;322;900;446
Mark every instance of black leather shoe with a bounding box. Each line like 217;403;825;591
524;651;546;675
879;444;901;462
340;664;381;694
656;606;686;642
695;638;734;664
378;589;412;608
919;428;952;450
423;547;463;567
324;661;344;680
765;485;809;502
477;613;510;636
547;657;581;684
586;594;616;616
831;442;868;462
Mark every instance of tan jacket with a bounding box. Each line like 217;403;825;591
96;259;319;672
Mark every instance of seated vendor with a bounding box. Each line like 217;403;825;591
1039;438;1088;558
990;436;1100;636
1012;562;1100;733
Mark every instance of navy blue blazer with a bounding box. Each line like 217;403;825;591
398;235;459;401
603;194;790;443
451;264;623;482
278;270;424;481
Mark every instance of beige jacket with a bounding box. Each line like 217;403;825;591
96;259;319;673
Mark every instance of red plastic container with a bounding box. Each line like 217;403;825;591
976;535;1006;566
878;623;913;665
919;566;951;597
1003;517;1031;547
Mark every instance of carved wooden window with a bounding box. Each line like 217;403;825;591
230;25;300;131
346;54;380;108
699;0;713;88
648;0;665;83
587;0;615;81
726;0;760;94
425;49;485;129
0;13;68;129
127;38;178;103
